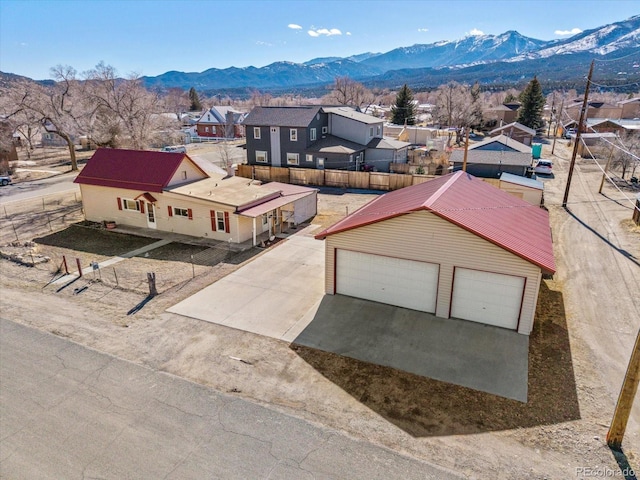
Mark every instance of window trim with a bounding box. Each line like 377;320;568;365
306;154;313;162
286;152;300;166
310;128;316;141
290;128;297;141
255;150;268;163
322;126;328;134
122;198;140;212
253;127;261;139
174;207;189;218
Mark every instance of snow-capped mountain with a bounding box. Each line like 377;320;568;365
7;16;636;92
509;14;640;60
360;31;548;71
118;15;640;91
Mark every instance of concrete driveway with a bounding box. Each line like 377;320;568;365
168;225;529;401
168;225;325;342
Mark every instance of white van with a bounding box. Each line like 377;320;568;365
161;145;187;153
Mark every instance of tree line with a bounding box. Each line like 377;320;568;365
1;64;636;170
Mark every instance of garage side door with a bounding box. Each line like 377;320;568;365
336;250;439;313
450;268;525;330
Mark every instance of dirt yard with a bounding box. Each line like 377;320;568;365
0;142;639;479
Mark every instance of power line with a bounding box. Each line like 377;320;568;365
588;79;640;89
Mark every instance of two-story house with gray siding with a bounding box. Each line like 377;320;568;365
245;106;327;168
244;106;409;172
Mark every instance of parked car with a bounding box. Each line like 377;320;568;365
161;145;187;153
534;160;553;175
0;175;12;186
563;128;577;139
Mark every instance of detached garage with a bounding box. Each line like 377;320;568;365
315;171;556;335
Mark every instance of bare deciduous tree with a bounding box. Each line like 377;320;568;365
610;133;640;180
84;62;169;149
326;76;375;110
433;82;482;145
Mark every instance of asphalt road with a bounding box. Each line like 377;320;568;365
0;318;461;480
0;172;79;204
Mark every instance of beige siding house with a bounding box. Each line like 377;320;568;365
315;172;556;335
75;149;317;245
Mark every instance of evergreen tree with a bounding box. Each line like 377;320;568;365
188;87;202;111
517;76;545;130
503;92;518;104
391;84;416;125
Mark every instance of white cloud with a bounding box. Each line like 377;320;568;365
554;27;583;36
256;40;273;47
417;28;429;32
288;24;302;30
467;28;484;36
307;27;342;37
346;32;352;36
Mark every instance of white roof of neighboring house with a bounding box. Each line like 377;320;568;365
500;172;543;190
322;106;382;125
367;137;410;150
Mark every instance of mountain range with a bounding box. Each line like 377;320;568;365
3;15;639;95
137;15;639;94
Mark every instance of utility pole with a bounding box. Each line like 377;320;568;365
551;98;564;156
562;60;595;209
607;327;640;449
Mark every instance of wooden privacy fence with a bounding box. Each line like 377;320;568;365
236;164;435;191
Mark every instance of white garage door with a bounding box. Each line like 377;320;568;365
451;268;525;330
336;250;439;313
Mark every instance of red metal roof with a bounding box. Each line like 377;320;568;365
74;148;208;193
315;171;556;273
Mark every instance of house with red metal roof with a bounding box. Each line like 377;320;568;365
74;148;317;245
315;171;555;335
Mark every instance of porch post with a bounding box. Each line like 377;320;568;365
252;217;257;246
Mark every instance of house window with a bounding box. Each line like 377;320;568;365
310;128;316;141
287;153;299;165
322;126;328;134
377;125;381;135
256;150;267;163
174;207;189;217
369;127;374;136
253;127;261;139
122;199;140;211
216;211;227;231
306;154;313;162
290;129;297;141
205;126;209;132
181;170;187;180
262;214;268;226
349;155;353;163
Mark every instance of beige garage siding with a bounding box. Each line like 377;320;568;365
323;210;542;334
500;184;543;206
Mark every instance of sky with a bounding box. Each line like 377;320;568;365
1;0;638;80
